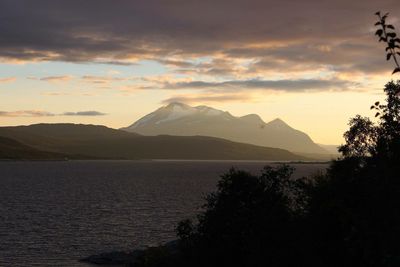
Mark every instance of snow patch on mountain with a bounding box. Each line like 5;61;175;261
155;104;197;124
123;102;329;154
196;105;224;116
130;113;156;129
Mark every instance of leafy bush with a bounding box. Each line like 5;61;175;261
307;80;400;267
175;166;313;267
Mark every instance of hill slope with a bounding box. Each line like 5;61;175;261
123;102;327;154
0;124;307;160
318;144;340;155
0;136;66;160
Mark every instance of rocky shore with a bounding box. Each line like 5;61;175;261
80;240;179;266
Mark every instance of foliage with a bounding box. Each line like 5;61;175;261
375;12;400;74
338;115;377;158
339;81;400;160
309;79;400;266
176;166;312;267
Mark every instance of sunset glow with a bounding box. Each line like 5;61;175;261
1;0;399;144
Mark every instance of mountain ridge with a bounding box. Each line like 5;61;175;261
123;103;328;154
0;123;308;160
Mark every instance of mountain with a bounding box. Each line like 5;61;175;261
0;136;67;160
122;102;328;154
0;123;306;160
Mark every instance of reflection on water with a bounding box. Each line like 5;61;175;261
0;160;328;266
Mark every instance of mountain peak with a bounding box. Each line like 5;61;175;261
240;114;265;124
165;102;191;109
266;118;291;129
269;118;286;124
123;104;328;154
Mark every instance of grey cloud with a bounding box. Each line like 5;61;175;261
0;110;54;117
40;76;72;82
157;59;196;68
162;94;253;104
180;58;242;77
0;110;106;117
94;61;138;66
62;111;106;116
0;0;398;71
229;41;394;74
163;78;355;92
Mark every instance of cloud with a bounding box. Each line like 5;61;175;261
81;75;127;84
0;77;16;83
0;110;54;117
233;41;395;75
157;59;196;68
41;91;70;96
62;111;106;116
40;76;73;82
163;57;249;77
0;0;398;76
162;93;256;105
162;78;357;92
0;110;106;117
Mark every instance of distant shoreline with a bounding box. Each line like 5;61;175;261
0;158;332;164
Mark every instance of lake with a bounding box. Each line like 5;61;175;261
0;160;328;266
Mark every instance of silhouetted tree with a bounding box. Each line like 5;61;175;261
375;11;400;74
338;115;377;158
307;79;400;266
175;166;312;267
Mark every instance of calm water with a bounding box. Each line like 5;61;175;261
0;160;328;266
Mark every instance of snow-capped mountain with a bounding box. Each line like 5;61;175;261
131;102;228;128
122;102;328;154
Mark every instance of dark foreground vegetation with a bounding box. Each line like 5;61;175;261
82;14;400;267
83;80;400;267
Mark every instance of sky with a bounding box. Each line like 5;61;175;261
0;0;399;144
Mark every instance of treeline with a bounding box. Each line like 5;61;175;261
128;81;400;267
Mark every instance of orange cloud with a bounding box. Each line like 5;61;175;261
0;77;16;83
39;76;73;82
